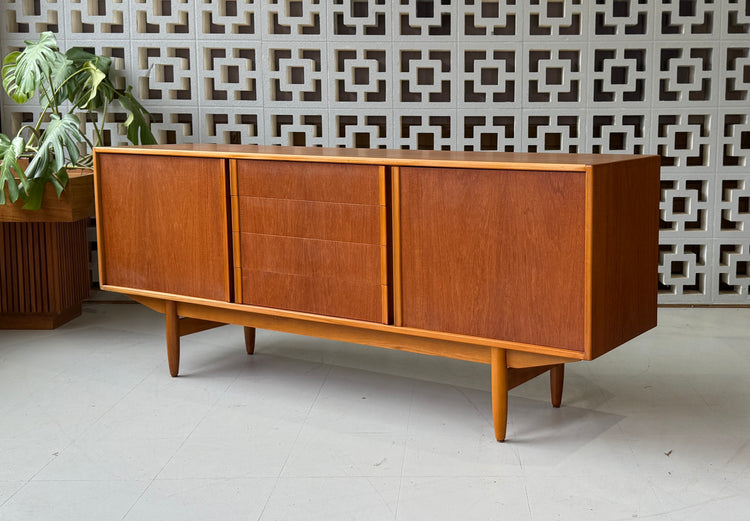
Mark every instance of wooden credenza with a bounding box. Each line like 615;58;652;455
93;145;660;441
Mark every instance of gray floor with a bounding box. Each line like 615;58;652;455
1;303;749;520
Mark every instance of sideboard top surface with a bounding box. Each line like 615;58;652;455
94;144;655;172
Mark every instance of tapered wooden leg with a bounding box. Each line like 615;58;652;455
244;326;256;355
165;300;180;377
550;364;564;408
491;348;508;442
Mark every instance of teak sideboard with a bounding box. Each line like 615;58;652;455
93;145;660;441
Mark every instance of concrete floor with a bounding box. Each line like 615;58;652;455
1;303;749;520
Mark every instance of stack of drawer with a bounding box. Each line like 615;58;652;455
232;160;388;323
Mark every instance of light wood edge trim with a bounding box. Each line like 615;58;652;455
380;245;388;287
179;300;491;364
584;165;594;360
229;159;243;301
381;284;389;325
378;165;387;207
103;284;585;361
391;166;403;327
234;267;243;302
134;293;484;363
379;166;389;325
379;207;388;247
233;234;242;295
222;159;233;301
229;158;239;198
92;151;107;286
93;148;594;172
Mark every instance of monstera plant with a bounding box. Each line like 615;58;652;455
0;31;155;210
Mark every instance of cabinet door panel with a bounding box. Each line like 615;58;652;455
399;167;585;351
97;154;231;301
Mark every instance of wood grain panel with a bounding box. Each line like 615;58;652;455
242;270;384;323
240;233;382;285
238;197;381;244
588;156;660;359
0;170;94;223
96;153;231;301
1;220;89;328
237;160;380;204
399;167;586;351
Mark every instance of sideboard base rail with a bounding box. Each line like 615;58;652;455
143;295;572;442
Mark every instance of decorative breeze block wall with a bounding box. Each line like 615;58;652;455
1;0;749;305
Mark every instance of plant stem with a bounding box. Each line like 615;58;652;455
93;111;105;148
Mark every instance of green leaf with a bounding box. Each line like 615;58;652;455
2;52;27;103
66;47;112;79
48;168;66;197
11;32;65;103
21;178;46;210
0;135;27;204
26;114;85;180
80;62;107;108
64;48;112;109
0;133;11;156
117;87;157;145
65;47;98;67
2;34;156;208
49;55;76;105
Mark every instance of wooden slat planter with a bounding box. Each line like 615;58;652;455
0;171;94;329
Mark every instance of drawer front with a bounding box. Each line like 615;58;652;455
240;234;383;285
238;197;381;244
241;271;384;323
237;160;379;205
233;160;387;323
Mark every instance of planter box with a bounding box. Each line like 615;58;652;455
1;171;93;329
0;171;94;222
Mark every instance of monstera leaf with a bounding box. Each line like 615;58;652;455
118;86;157;145
26;114;84;182
1;31;64;105
0;135;26;205
65;48;111;110
0;133;11;156
1;32;156;209
2;52;25;103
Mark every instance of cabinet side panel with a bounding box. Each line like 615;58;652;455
400;167;586;351
589;157;660;359
97;153;231;301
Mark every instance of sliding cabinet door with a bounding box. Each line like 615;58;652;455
398;167;586;352
96;153;232;301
